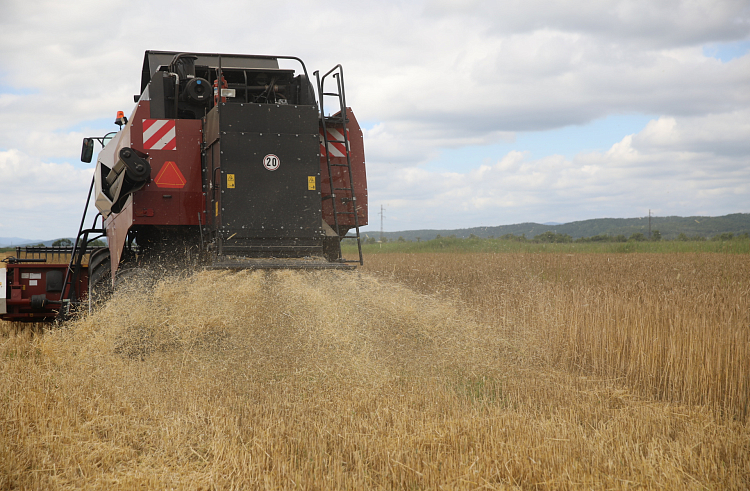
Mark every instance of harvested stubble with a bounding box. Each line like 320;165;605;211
0;255;748;489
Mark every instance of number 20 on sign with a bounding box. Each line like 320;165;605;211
263;154;280;171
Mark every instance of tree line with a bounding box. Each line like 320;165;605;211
363;230;750;244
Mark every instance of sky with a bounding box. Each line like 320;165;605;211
0;0;748;240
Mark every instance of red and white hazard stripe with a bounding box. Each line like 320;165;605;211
143;119;177;150
319;127;348;158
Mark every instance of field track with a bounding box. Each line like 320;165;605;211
1;252;749;489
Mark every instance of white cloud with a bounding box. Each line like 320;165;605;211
425;0;750;47
364;112;750;230
633;110;750;156
0;150;93;239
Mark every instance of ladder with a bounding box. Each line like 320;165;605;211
59;174;105;318
314;65;363;265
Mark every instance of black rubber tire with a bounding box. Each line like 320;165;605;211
323;236;342;262
88;251;112;307
88;248;111;277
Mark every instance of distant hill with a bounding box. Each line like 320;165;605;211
366;213;750;242
0;237;76;248
0;237;42;248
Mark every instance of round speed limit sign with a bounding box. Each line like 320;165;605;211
263;154;280;171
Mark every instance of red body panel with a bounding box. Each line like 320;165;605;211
1;263;88;321
104;101;205;274
319;108;368;229
127;103;205;227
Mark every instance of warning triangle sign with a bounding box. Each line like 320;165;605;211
154;161;186;189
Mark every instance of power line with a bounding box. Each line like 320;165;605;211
379;205;386;243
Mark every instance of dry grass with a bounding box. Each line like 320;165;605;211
363;253;750;422
1;254;748;489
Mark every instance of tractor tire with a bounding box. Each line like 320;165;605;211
88;250;112;307
323;236;342;262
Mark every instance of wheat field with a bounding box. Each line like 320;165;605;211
1;253;748;489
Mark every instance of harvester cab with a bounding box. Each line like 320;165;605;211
1;50;367;323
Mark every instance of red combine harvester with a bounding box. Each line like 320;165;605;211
1;51;367;322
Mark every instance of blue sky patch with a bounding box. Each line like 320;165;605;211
702;40;750;62
424;113;656;171
0;84;39;96
359;120;380;131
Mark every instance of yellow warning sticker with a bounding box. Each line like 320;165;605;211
215;202;219;217
227;174;235;189
308;176;316;191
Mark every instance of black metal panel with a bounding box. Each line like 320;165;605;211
46;271;63;292
148;71;173;119
219;102;319;134
217;103;323;243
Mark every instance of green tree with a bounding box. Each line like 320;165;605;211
535;231;573;243
500;233;528;242
52;238;73;247
629;233;646;242
651;230;662;241
676;233;689;241
535;231;555;243
712;232;733;241
397;236;406;243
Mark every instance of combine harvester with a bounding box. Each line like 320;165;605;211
1;51;367;322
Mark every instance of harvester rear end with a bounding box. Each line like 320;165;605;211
1;50;367;322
